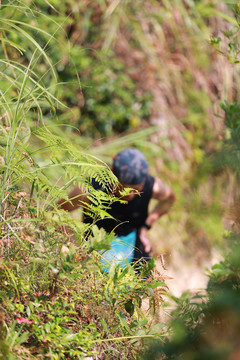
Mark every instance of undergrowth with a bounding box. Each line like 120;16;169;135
1;2;240;359
0;3;168;359
0;211;167;359
142;13;240;355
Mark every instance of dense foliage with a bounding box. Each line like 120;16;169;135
0;1;240;359
143;101;240;360
143;8;240;358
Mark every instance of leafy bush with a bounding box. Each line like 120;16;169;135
1;1;240;359
142;8;240;356
0;1;153;139
78;56;153;136
0;218;166;359
142;228;240;360
0;3;167;359
142;47;240;360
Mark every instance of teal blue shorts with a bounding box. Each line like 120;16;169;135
100;231;137;273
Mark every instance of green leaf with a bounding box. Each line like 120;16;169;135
147;281;166;289
118;312;129;331
124;300;134;317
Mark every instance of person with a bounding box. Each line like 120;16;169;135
58;148;175;265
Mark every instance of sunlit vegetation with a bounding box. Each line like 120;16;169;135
0;1;240;359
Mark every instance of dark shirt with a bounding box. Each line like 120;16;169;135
86;174;154;233
85;174;155;261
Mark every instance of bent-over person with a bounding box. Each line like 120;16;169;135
58;148;175;266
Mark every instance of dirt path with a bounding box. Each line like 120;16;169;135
156;246;223;297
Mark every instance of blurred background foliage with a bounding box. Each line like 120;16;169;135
143;102;240;358
1;0;240;273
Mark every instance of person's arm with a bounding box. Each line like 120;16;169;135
139;178;175;253
56;186;91;240
57;185;90;212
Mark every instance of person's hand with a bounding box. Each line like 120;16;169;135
139;227;152;253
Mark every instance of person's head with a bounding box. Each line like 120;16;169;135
112;148;148;200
